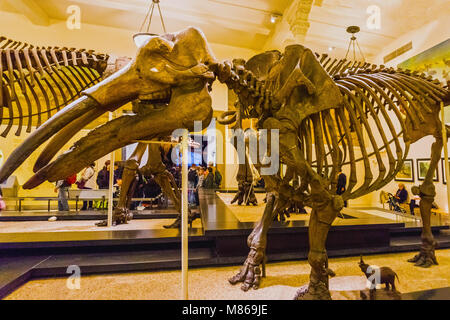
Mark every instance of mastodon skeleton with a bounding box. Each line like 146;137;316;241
214;45;449;299
1;28;448;300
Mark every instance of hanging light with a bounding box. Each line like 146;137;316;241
344;26;365;62
133;0;167;47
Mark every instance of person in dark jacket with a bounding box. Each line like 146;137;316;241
97;160;111;189
203;167;215;189
394;183;408;205
188;165;198;205
336;171;347;207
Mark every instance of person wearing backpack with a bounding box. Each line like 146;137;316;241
188;164;198;205
208;164;222;189
54;174;76;212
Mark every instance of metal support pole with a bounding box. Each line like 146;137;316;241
107;112;115;227
441;102;450;212
181;129;189;300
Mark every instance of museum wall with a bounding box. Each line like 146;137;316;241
373;15;450;68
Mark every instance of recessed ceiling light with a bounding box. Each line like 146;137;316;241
270;13;281;24
328;46;335;51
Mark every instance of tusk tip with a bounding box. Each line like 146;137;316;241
23;172;47;189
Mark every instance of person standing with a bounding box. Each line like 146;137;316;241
77;163;96;211
203;167;215;189
188;164;198;205
54;174;76;212
336;171;347;207
213;166;222;189
96;160;111;189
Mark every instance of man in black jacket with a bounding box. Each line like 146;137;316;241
336;171;347;207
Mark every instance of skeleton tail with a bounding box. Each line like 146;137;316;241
0;36;109;137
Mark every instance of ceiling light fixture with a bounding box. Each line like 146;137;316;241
133;0;167;47
270;13;281;24
344;26;365;62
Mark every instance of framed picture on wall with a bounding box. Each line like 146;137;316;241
395;159;414;182
417;159;438;181
442;158;448;184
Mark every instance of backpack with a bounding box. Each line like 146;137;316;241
214;171;222;188
65;174;77;186
188;169;197;183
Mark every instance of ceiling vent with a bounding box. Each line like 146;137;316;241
383;41;413;64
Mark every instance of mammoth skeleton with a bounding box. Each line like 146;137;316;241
0;27;449;300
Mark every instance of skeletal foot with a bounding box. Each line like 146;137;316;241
229;247;265;291
294;281;332;300
408;239;438;268
95;209;133;227
163;211;200;229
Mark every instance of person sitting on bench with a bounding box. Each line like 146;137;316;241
394;183;408;206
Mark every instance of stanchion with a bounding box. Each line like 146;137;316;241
181;129;189;300
107;112;115;227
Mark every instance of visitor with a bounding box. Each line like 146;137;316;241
410;193;420;215
203;167;215;189
130;172;145;210
194;167;205;206
336;171;347;207
393;183;408;206
143;175;162;209
188;164;198;205
97;160;111;189
213;166;222;189
77;163;96;211
54;174;75;212
197;167;206;188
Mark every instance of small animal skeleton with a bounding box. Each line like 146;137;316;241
359;255;399;292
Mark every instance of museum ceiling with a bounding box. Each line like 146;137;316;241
0;0;448;129
1;0;448;55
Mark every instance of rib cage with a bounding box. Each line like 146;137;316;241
303;54;449;201
0;36;109;137
221;51;449;202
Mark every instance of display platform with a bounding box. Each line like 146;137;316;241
0;189;448;299
3;249;450;300
0;209;179;221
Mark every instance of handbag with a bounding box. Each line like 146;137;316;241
76;179;86;189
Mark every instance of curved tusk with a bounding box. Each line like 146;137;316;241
33;107;106;172
0;95;100;183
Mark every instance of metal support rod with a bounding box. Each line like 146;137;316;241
181;129;189;300
107;112;115;227
441;102;450;212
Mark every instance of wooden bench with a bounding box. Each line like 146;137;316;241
68;189;109;212
4;189;168;213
